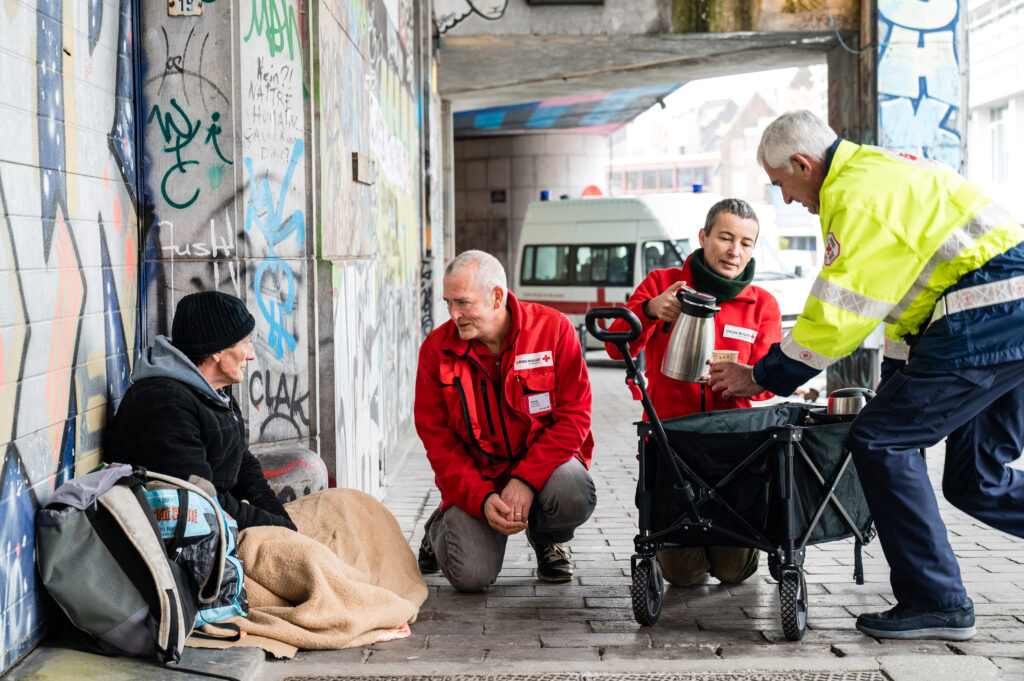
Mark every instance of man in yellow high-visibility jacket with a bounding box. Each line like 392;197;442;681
709;110;1024;642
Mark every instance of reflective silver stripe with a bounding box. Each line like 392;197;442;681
888;202;1016;323
930;274;1024;323
883;338;909;361
811;277;892;320
887;263;934;323
781;335;836;371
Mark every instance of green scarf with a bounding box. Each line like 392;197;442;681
688;248;755;304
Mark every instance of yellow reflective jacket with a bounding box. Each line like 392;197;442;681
781;140;1024;373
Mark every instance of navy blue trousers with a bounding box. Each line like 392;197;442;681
846;359;1024;610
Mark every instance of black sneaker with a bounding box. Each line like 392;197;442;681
856;598;976;640
418;535;440;574
526;528;573;582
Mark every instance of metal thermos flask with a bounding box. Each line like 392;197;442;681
661;287;720;383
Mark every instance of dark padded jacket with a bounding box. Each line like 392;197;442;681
104;337;295;531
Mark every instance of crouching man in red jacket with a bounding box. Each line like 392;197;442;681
606;198;782;587
415;250;596;591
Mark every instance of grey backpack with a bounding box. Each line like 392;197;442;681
36;463;233;665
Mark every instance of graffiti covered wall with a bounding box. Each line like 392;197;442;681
239;0;312;446
0;0;139;669
877;0;966;168
318;0;422;493
139;0;314;450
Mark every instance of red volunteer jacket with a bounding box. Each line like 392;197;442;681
605;257;782;419
415;292;594;519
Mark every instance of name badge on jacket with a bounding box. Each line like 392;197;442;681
526;392;552;415
722;325;757;343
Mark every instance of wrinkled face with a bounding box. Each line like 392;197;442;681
443;266;505;346
208;335;255;389
764;158;823;215
698;212;759;279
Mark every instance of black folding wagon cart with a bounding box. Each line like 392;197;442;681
586;308;875;641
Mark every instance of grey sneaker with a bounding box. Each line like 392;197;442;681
856;598;975;640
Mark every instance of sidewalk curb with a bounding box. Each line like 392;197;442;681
253;654;1000;681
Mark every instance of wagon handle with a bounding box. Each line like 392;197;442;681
585;307;642;345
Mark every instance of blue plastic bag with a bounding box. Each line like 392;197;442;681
146;487;249;627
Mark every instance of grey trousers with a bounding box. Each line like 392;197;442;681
426;458;597;592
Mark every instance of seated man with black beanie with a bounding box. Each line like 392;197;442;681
105;290;296;531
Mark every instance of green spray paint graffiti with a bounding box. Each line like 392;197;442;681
244;0;301;61
148;99;232;209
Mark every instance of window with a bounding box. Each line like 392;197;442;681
609;170;623;191
677;167;693;187
575;245;635;285
991;106;1008;183
521;245;571;284
658;168;674;190
779;236;817;251
642;239;691;274
642;170;657;190
626;171;640;191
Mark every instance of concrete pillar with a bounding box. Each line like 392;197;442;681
827;0;967;393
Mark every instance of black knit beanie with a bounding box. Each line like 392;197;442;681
171;291;255;358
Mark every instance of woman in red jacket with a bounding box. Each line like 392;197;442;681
606;198;782;586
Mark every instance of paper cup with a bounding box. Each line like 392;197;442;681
711;350;739;364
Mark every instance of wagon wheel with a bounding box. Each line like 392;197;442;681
779;568;808;641
631;557;664;626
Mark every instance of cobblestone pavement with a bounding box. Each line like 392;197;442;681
263;361;1024;680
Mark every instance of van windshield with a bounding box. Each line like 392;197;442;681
642;240;691;275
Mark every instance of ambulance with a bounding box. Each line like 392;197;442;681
513;193;813;349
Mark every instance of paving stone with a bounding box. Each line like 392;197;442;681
716;642;835;658
484;620;592;635
485;596;585;609
601;644;720;660
485;647;602;662
538;632;651;648
365;647;487;663
409;619;485;635
427;633;541;649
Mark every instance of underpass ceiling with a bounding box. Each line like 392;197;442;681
438;31;842;115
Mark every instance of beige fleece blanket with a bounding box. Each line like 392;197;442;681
187;488;427;657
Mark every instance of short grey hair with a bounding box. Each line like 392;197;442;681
703;198;759;237
445;250;508;304
757;110;838;172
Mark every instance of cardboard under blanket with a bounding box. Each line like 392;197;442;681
186;488;427;655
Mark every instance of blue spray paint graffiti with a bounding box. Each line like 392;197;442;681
101;226;131;418
0;452;43;670
877;0;963;169
38;0;69;259
109;0;137;204
245;138;305;359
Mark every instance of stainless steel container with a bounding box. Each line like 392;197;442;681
826;387;876;415
661;288;720;383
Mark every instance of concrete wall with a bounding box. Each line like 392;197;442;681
0;0;439;671
0;0;140;668
317;0;430;496
454;133;608;276
435;0;668;35
139;0;320;501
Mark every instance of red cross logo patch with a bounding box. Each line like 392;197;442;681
542;355;550;362
824;231;841;266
